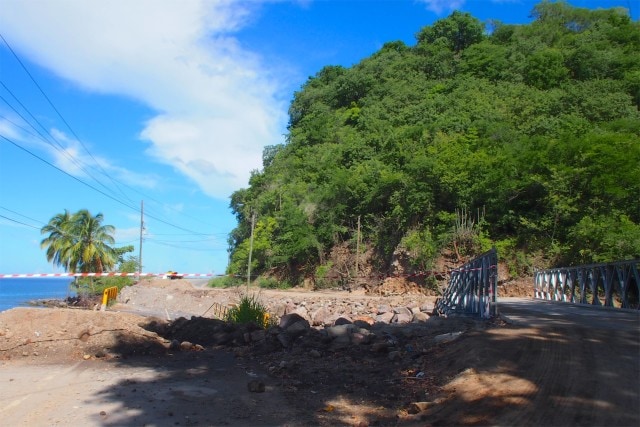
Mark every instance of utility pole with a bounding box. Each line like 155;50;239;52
247;210;256;292
138;200;144;279
355;215;361;278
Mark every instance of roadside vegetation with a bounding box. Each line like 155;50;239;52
227;1;640;286
40;208;139;299
225;292;273;328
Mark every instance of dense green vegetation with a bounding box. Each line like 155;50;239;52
228;1;640;285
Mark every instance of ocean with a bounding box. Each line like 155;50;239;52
0;278;76;312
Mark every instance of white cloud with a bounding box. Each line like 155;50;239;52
0;117;21;141
418;0;466;15
45;128;159;190
0;0;287;200
115;226;143;243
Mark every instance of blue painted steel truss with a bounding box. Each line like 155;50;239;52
534;259;640;309
436;248;498;318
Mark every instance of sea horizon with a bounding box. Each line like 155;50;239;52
0;277;76;312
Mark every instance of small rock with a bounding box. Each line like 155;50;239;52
434;331;464;344
309;349;321;358
250;329;266;342
353;315;375;327
377;304;391;314
412;312;430;323
392;307;413;323
334;317;352;326
350;332;371;345
83;354;91;360
375;312;394;324
407;401;432;414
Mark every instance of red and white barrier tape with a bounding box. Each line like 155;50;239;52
0;272;225;279
0;265;496;280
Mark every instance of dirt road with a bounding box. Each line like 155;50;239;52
0;349;310;426
421;298;640;426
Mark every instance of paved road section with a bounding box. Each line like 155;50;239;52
493;297;640;426
499;297;640;330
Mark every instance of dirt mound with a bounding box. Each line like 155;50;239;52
0;308;169;362
499;277;534;298
366;276;436;296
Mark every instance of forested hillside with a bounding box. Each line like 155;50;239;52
227;1;640;286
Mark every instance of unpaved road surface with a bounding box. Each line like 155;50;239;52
1;281;638;426
0;350;308;426
419;298;640;426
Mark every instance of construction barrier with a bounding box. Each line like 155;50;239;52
0;272;227;278
100;286;118;311
202;301;229;320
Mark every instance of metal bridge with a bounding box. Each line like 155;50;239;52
435;249;640;316
534;259;640;309
435;248;498;318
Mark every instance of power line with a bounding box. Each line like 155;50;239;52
0;34;224;239
0;214;40;230
0;33;215;228
151;237;224;244
0;87;212;230
147;239;228;252
0;87;125;201
152;232;228;237
0;32;133;205
0;134;211;235
0;206;44;225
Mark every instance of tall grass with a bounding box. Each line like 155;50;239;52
225;293;273;328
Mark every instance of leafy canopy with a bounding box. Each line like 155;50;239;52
228;1;640;283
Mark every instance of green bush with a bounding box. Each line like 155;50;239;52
495;238;535;277
314;262;336;289
400;227;437;270
208;275;244;288
225;293;273;327
256;277;292;289
73;276;133;298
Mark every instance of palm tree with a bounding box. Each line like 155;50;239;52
40;210;74;271
68;209;117;273
41;209;117;273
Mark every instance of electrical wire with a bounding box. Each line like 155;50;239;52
0;33;134;205
0;134;212;235
0;34;230;245
0;87;127;201
0;214;41;230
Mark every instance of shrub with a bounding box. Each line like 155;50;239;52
256;277;292;289
225;293;273;328
208;275;244;288
314;262;336;289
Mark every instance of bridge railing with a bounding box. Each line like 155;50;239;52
436;248;498;318
534;259;640;309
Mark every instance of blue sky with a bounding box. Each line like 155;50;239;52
0;0;636;276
